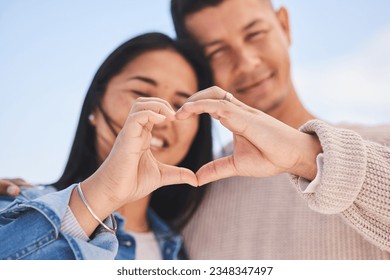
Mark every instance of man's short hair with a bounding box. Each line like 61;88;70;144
171;0;225;39
171;0;273;39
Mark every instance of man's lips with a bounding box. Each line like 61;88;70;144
236;72;274;94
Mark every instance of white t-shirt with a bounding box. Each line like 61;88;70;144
128;230;162;260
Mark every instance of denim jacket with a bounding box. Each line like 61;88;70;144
0;185;185;260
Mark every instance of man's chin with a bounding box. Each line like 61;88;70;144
261;95;289;114
244;95;285;113
235;92;271;111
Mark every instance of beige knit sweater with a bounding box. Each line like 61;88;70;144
182;120;390;259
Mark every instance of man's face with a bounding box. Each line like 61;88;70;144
185;0;292;112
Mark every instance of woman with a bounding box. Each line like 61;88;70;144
0;32;213;260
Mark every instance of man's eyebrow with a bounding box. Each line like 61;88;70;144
127;76;157;86
202;19;264;48
242;19;264;31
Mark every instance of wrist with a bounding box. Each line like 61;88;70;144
81;174;123;213
68;176;121;237
291;133;323;181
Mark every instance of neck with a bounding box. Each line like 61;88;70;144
268;80;314;129
117;196;151;233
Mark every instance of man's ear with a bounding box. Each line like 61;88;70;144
275;6;291;45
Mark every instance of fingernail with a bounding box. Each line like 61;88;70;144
7;185;19;196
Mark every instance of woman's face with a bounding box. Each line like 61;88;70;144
92;49;199;166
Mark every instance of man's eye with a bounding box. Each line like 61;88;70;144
131;90;150;97
246;31;265;41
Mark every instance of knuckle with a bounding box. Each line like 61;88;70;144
210;86;223;96
210;85;221;91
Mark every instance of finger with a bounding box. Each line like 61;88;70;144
185;86;242;106
115;111;168;155
186;86;226;102
0;180;21;196
133;97;175;112
176;99;237;121
184;86;259;114
158;163;198;187
177;99;256;139
124;110;167;138
196;156;239;186
9;178;33;187
131;100;175;121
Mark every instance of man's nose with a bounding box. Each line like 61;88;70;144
235;47;262;74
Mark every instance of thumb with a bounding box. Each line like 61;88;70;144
196;156;239;186
158;162;198;187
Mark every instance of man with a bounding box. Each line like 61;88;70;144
171;0;390;259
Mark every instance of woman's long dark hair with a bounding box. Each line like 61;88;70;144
52;32;213;230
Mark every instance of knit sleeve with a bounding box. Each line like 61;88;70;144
290;120;390;251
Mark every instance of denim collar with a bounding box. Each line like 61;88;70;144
114;208;184;260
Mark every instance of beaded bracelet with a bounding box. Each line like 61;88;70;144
76;182;117;234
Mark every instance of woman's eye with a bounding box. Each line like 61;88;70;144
206;46;228;61
173;103;183;111
131;90;150;97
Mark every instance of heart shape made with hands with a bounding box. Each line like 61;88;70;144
150;111;251;187
147;116;220;187
144;87;266;187
163;88;244;186
131;86;302;189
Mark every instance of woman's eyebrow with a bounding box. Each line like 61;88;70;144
127;76;157;86
176;91;191;99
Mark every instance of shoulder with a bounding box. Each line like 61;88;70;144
18;185;57;200
0;185;57;210
335;122;390;146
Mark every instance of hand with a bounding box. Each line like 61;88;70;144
0;178;32;196
81;98;198;213
176;86;322;185
71;98;198;236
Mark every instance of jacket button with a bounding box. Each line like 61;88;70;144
124;241;132;247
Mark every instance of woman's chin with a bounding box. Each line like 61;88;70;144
152;149;184;167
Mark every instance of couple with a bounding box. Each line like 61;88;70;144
1;0;390;259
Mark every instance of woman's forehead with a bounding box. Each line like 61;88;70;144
120;50;198;89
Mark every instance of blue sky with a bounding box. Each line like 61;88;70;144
1;0;390;183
